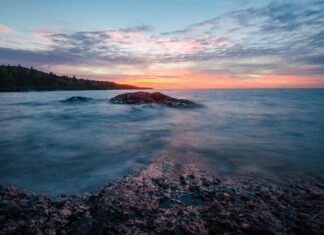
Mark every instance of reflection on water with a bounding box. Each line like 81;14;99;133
0;89;323;195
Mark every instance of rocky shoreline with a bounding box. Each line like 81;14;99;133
1;157;323;234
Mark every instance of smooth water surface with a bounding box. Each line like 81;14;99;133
0;89;323;195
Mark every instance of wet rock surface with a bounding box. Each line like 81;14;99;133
0;186;90;235
1;157;323;234
110;92;199;108
62;96;92;103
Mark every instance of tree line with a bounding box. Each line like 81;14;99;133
0;65;148;91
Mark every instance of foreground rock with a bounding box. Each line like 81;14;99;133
62;96;92;103
110;92;199;108
0;186;89;235
1;157;323;234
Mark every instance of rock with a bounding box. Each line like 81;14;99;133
0;158;323;235
62;96;92;103
53;199;67;208
240;223;250;229
159;197;172;209
2;202;23;218
179;176;186;185
110;92;199;108
60;208;72;217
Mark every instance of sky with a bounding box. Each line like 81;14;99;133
0;0;324;88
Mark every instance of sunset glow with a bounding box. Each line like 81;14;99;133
118;72;324;89
0;1;324;233
1;0;323;88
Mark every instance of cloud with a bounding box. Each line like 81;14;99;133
295;54;324;65
156;0;324;77
161;28;192;36
119;25;153;33
0;29;148;68
0;1;323;87
163;1;324;36
0;47;76;66
0;24;13;33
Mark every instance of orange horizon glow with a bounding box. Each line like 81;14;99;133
116;70;324;89
35;65;324;89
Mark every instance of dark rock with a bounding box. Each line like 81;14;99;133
159;197;173;209
0;157;323;235
110;92;199;108
179;193;203;207
240;223;250;229
62;96;92;103
2;202;23;218
179;175;186;185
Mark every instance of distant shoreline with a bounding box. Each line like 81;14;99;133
0;65;151;91
0;87;152;92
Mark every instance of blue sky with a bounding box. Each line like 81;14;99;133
1;0;269;32
0;0;323;88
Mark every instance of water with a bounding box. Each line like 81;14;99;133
0;89;323;195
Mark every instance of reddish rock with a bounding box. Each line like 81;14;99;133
110;92;199;108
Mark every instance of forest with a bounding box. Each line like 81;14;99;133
0;65;147;91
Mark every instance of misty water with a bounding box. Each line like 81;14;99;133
0;89;323;195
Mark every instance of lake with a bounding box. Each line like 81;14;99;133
0;89;323;195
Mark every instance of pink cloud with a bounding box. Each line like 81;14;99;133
33;27;61;36
0;24;13;33
106;30;148;41
156;38;203;53
103;29;206;54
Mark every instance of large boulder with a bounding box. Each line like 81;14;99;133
110;92;198;108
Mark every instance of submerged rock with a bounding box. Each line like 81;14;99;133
62;96;92;103
110;92;198;108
